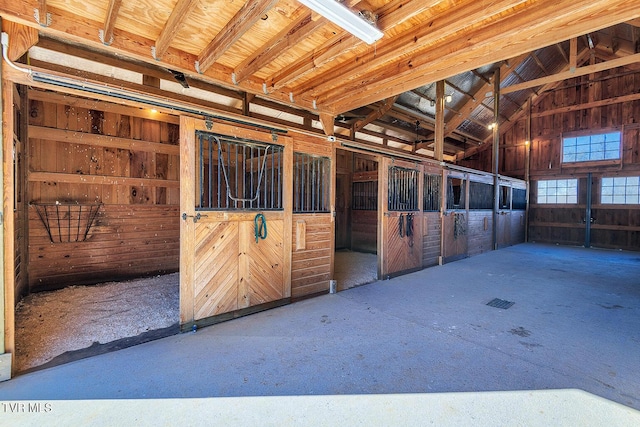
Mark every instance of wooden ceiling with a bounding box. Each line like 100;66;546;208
1;1;640;159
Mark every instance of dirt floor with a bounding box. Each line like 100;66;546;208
15;273;180;372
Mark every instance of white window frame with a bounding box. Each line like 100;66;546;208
536;179;578;204
562;131;621;164
601;177;640;205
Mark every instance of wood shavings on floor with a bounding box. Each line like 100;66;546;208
15;273;179;372
334;251;378;290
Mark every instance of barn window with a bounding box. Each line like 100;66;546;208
601;177;640;204
388;166;418;211
293;153;330;213
352;181;378;210
196;131;284;210
423;174;441;212
562;131;620;163
468;181;493;210
536;179;578;204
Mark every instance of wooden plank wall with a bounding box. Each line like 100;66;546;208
290;134;333;299
27;89;180;291
463;66;640;250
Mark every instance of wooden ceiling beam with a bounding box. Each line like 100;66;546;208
153;0;199;60
233;8;317;85
196;0;278;74
326;0;640;113
3;20;39;61
0;2;321;113
36;0;48;27
444;53;529;139
303;0;526;103
502;51;640;94
268;0;438;93
100;0;122;46
353;96;398;132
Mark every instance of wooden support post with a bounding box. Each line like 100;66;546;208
1;40;16;378
569;37;578;72
179;116;196;326
434;81;445;162
492;68;500;251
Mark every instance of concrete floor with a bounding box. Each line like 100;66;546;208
1;243;640;424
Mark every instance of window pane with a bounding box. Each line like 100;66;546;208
563;132;621;163
536;179;578;204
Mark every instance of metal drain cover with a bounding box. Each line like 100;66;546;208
487;298;514;309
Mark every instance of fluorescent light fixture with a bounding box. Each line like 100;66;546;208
297;0;383;44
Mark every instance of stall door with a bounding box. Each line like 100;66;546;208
442;173;468;263
496;185;511;249
180;117;292;328
379;158;423;278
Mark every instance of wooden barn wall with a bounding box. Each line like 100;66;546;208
471;66;640;250
27;89;180;291
291;134;333;299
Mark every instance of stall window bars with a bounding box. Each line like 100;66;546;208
352;181;378;210
293;153;330;213
446;177;466;210
423;174;441;212
388;166;418;211
196;131;284;210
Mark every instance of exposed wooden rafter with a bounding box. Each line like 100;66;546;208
196;0;278;74
153;0;199;60
100;0;122;46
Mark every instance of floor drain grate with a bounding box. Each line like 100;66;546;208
487;298;514;309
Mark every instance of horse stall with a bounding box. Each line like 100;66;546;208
333;149;379;290
13;87;181;372
178;118;336;328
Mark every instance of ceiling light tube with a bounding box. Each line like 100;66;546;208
297;0;383;44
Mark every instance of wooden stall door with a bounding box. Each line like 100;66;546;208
442;173;468;263
192;215;285;320
379;158;423;278
497;211;511;249
180;117;291;328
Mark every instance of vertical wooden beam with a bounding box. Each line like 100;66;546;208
179;116;196;326
2;62;16;377
434;80;445;162
492;68;500;251
377;156;388;279
569;37;578;72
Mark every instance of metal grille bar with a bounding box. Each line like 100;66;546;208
196;131;284;210
293;153;330;213
469;181;493;210
423;174;441;212
352;181;378;210
446;177;466;210
388;166;418;211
